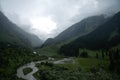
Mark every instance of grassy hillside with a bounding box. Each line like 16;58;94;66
0;11;42;48
59;11;120;57
43;15;106;46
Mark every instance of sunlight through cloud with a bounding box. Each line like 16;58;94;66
30;16;56;34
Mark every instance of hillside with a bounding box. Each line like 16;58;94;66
0;11;43;48
60;11;120;55
43;15;106;46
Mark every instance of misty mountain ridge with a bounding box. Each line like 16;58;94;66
43;15;107;46
0;11;43;48
59;11;120;56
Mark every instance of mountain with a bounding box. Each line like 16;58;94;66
0;11;43;48
60;11;120;56
43;15;106;46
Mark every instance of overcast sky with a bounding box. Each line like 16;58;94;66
0;0;120;40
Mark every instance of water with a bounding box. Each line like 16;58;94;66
17;58;74;80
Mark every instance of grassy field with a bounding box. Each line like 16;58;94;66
35;37;79;57
75;58;109;71
55;57;109;71
33;44;120;80
35;42;111;72
34;57;119;80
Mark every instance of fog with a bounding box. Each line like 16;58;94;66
0;0;120;40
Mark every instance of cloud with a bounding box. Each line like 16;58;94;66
0;1;2;11
1;0;120;40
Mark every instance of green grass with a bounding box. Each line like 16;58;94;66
0;32;26;46
111;44;120;49
76;58;109;71
33;59;119;80
36;44;110;72
34;43;120;80
35;35;80;57
23;67;33;75
79;49;97;57
55;57;109;72
56;63;80;70
36;45;59;56
79;48;110;59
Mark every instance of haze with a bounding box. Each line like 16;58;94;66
0;0;120;40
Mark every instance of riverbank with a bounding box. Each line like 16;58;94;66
17;58;74;80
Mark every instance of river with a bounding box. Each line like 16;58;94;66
17;58;75;80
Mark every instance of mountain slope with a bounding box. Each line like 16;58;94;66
43;15;106;46
60;11;120;56
0;11;42;47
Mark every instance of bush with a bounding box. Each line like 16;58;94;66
80;51;88;58
23;67;33;75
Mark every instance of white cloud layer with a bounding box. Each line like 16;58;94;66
0;0;120;40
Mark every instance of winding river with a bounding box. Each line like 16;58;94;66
17;58;75;80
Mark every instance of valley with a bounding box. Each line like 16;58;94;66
16;46;118;80
0;8;120;80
